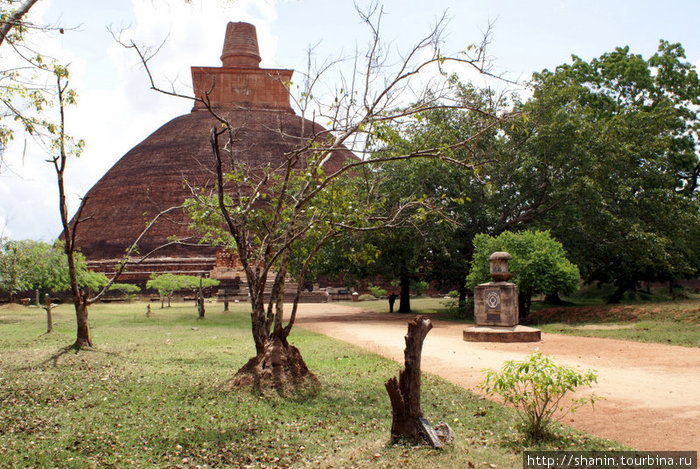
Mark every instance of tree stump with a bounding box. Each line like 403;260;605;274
385;315;441;446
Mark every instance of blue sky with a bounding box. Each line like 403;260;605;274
1;0;699;241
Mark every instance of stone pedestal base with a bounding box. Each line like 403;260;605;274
463;325;541;343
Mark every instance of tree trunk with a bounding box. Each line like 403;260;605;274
608;281;632;304
44;293;53;333
0;0;41;47
35;289;40;307
398;270;411;313
225;274;320;394
385;316;435;444
458;284;467;307
518;292;532;322
74;292;91;348
197;278;205;319
229;331;319;395
544;293;565;305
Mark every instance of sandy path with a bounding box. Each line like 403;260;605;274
294;303;700;451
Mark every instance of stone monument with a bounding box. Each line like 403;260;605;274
463;252;541;342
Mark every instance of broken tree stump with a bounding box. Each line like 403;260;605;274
385;315;442;447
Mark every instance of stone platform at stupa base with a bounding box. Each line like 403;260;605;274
463;324;541;343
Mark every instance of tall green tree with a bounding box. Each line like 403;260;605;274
2;1;188;348
330;81;535;308
0;238;107;301
520;41;700;302
126;8;505;391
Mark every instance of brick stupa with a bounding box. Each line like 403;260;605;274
68;22;353;284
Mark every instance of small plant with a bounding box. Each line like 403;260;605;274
442;297;474;320
480;350;598;440
108;283;141;303
411;280;429;296
447;290;460;298
367;283;387;298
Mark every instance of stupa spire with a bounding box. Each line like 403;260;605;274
220;22;261;68
191;21;293;110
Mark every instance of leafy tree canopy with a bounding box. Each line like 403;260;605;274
146;273;219;295
0;239;106;297
466;230;580;317
519;40;700;301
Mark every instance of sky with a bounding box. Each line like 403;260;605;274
1;0;699;242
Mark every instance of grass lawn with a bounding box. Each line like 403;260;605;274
0;301;624;468
529;300;700;347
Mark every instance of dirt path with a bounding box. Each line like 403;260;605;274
294;303;700;451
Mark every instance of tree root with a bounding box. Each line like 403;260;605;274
222;337;320;396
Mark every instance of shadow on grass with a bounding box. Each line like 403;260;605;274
497;422;627;452
20;343;122;370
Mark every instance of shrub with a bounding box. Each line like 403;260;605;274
466;230;580;318
367;284;387;298
447;290;460;298
358;294;376;301
442;297;474;320
480;350;598;439
109;283;141;302
411;280;429;296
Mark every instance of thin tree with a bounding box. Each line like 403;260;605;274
125;5;509;391
0;0;42;47
2;2;188;348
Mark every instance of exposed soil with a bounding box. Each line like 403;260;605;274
294;303;700;451
226;338;320;394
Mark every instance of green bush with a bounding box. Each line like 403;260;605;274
442;297;474;320
480;350;598;440
109;283;141;302
447;290;460;298
466;230;580;318
411;280;429;296
367;284;387;298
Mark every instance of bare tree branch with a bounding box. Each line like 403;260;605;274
0;0;41;47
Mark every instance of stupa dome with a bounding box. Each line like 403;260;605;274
69;22;353;282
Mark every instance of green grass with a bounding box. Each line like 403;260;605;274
530;300;700;347
0;301;625;468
